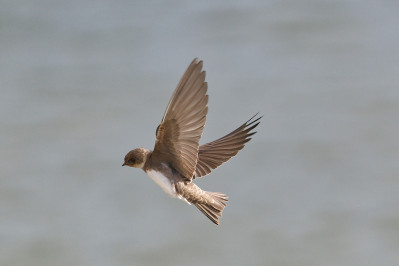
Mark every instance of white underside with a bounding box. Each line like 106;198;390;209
146;170;191;204
146;170;177;198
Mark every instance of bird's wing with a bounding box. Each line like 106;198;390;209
152;58;208;180
194;114;261;178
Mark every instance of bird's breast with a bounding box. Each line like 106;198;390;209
146;170;177;198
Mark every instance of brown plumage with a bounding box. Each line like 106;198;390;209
194;114;261;178
123;58;261;225
153;59;208;181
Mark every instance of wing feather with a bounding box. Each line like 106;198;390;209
152;58;208;180
194;114;261;178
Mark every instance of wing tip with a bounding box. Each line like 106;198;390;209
191;57;203;68
246;112;263;125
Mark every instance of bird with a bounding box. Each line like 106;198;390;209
122;58;261;225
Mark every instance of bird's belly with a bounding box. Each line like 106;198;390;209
146;170;177;198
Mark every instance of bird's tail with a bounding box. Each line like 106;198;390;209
194;191;228;225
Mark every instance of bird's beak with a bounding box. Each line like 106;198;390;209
122;163;126;166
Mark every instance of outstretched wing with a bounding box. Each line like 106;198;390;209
194;114;261;178
152;58;208;180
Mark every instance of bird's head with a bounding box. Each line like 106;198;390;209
122;148;151;169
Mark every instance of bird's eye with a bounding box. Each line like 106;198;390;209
129;158;135;163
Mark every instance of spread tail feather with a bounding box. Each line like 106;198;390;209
194;191;228;225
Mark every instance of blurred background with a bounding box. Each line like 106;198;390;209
1;0;398;265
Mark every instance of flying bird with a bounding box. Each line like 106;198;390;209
123;58;261;225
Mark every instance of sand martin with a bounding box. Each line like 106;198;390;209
123;58;261;225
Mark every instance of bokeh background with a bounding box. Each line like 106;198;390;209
1;1;398;265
